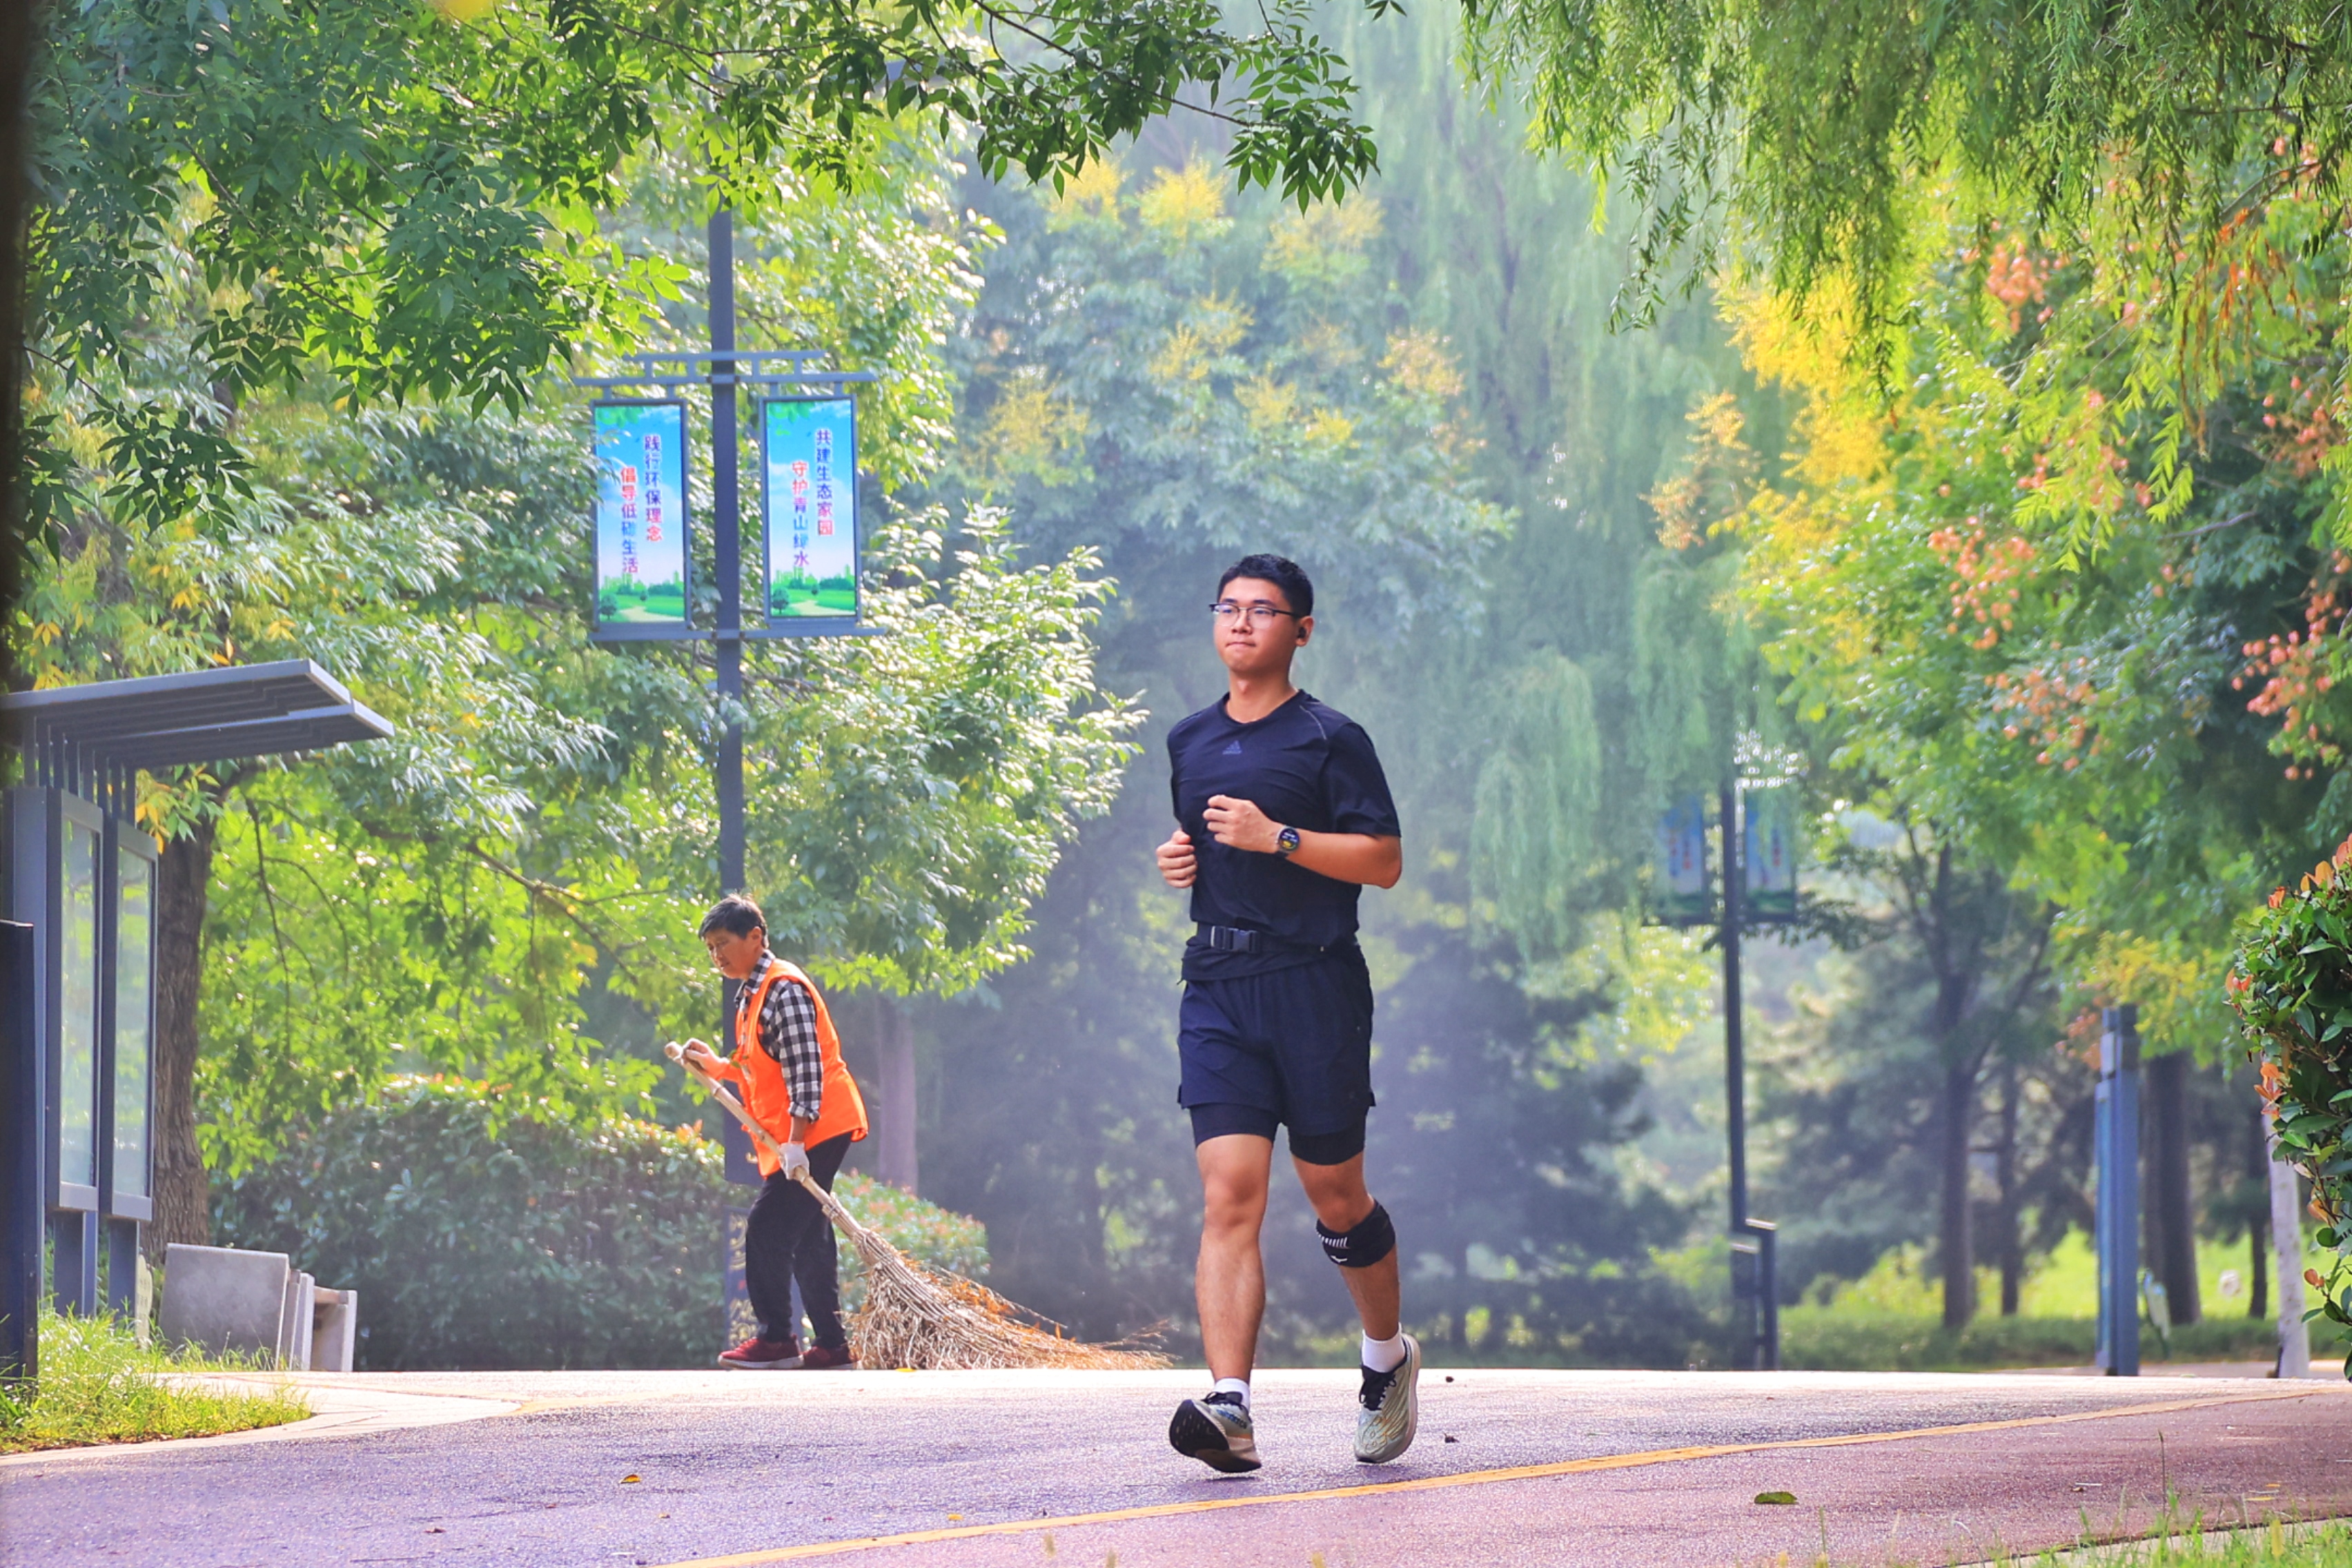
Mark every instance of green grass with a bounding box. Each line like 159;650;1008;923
1779;1309;2292;1372
1993;1515;2352;1565
0;1311;309;1453
1777;1233;2347;1373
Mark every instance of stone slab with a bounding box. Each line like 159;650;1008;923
155;1243;286;1361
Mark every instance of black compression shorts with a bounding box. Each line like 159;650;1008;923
1188;1101;1367;1165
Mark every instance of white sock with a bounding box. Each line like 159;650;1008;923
1362;1332;1407;1373
1210;1377;1251;1408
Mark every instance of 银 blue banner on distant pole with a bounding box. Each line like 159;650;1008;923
762;398;859;624
1654;796;1712;926
594;402;691;629
1743;785;1799;922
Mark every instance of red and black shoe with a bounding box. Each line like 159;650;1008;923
718;1334;803;1370
796;1344;858;1370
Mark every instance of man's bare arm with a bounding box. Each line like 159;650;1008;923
1204;794;1401;889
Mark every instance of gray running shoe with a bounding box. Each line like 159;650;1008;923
1168;1392;1262;1473
1353;1334;1421;1463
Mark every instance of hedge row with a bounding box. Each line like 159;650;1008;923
213;1075;988;1369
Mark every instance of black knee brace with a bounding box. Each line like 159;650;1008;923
1317;1200;1395;1269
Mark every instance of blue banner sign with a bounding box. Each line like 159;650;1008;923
1654;795;1712;926
593;402;691;628
763;398;859;623
1743;785;1799;921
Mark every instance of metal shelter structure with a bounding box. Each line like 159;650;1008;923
1;661;391;1380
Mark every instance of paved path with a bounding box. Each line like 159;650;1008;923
6;1369;2351;1567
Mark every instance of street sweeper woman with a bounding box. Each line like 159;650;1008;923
680;894;869;1370
1153;553;1419;1474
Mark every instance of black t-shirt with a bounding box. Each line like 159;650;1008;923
1168;690;1402;979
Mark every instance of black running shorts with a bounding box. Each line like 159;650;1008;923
1177;944;1375;1162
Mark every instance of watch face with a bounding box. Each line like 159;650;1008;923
1278;827;1301;856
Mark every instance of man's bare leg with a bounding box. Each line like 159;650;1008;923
1293;1150;1399;1339
1296;1147;1419;1463
1195;1133;1275;1380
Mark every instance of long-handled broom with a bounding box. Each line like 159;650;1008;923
665;1041;1166;1371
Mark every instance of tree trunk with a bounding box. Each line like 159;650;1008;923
874;998;919;1195
2146;1051;2201;1325
146;812;216;1261
1995;1057;2023;1317
1939;1058;1976;1330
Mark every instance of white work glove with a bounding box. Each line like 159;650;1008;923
780;1141;811;1179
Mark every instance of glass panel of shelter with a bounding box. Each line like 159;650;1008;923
58;816;98;1191
113;842;153;1203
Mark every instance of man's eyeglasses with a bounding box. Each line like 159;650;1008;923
1211;600;1300;627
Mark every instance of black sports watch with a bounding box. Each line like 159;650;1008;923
1275;825;1302;859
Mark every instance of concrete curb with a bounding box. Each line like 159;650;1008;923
0;1373;516;1469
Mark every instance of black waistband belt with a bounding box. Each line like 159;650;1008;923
1198;924;1339;956
1202;924;1263;954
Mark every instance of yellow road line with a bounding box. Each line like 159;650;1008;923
651;1386;2332;1567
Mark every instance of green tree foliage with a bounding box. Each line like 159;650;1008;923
943;151;1507;634
1471;651;1600;957
1369;921;1714;1362
31;0;1389;525
1755;828;2071;1320
1729;236;2332;1044
2231;843;2352;1373
16;137;1139;1241
1458;0;2352;351
177;400;1138;1173
1699;199;2341;1321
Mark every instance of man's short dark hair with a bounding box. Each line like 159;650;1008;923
700;894;766;939
1217;553;1313;618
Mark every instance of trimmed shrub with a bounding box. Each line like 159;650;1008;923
214;1076;990;1369
2231;839;2352;1374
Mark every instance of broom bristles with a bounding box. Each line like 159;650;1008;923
671;1043;1161;1370
797;1170;1169;1371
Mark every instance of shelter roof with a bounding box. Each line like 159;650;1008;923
1;660;393;772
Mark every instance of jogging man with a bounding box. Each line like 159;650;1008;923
1156;553;1418;1473
682;894;870;1371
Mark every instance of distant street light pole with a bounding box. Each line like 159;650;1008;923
574;205;879;1336
710;207;746;899
1719;781;1778;1371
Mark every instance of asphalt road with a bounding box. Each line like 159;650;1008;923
6;1368;2351;1567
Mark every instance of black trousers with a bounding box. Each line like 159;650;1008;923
745;1133;853;1349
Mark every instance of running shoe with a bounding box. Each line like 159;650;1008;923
1353;1333;1421;1463
717;1334;803;1369
1168;1391;1262;1473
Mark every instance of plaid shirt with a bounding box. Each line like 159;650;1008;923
736;952;824;1127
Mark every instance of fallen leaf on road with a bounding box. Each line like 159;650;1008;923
621;1475;641;1484
1754;1491;1796;1506
1443;1435;1458;1443
948;1515;964;1521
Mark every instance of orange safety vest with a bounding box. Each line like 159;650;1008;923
713;957;869;1178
